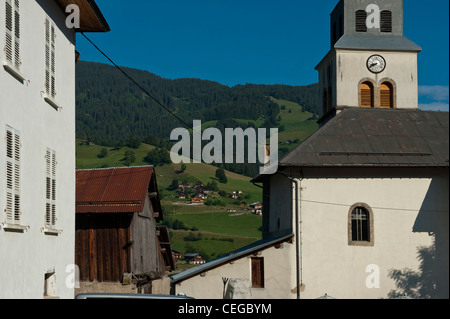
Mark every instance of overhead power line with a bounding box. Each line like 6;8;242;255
301;199;449;213
80;32;193;131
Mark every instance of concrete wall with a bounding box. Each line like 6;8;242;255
0;0;76;298
75;276;171;297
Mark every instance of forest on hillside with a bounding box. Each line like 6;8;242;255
75;61;319;146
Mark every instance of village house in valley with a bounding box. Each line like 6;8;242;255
0;0;109;298
171;0;449;299
75;166;175;295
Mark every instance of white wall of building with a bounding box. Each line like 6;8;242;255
0;0;76;299
173;242;297;300
288;174;448;299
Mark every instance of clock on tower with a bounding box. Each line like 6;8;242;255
315;0;422;125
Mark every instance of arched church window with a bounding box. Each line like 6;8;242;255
360;82;374;108
355;10;367;32
380;82;394;108
380;10;392;33
348;203;374;246
351;207;370;242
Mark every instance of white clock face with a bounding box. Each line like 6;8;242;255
367;55;386;74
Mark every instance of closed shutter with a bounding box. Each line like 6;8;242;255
355;10;367;32
380;11;392;33
251;258;264;288
45;149;57;228
4;0;20;69
14;0;20;69
45;18;56;98
360;83;373;108
380;83;393;108
5;127;21;225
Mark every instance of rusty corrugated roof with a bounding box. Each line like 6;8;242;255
76;166;154;213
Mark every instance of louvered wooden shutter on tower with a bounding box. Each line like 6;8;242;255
380;83;393;108
360;83;373;108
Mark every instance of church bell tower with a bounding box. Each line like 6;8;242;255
316;0;422;124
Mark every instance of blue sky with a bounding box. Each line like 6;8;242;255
77;0;449;111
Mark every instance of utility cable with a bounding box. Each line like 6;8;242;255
80;32;193;131
301;199;448;213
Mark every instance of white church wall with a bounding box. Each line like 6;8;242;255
294;174;448;299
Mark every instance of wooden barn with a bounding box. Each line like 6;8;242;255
75;166;174;295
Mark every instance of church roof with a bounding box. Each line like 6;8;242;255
334;34;422;52
279;108;449;168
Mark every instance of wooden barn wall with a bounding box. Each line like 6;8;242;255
131;196;166;277
76;213;133;283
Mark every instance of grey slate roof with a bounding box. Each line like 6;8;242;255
280;108;449;168
334;34;422;52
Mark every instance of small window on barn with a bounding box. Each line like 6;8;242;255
380;11;392;33
348;204;374;246
251;257;265;288
355;10;367;32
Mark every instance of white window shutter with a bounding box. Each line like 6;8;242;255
5;127;21;225
45;17;56;99
4;0;13;63
14;0;20;69
4;0;20;69
45;149;57;228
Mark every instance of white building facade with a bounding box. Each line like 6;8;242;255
0;0;108;299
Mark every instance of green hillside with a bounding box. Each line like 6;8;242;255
76;61;319;146
75;61;320;271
